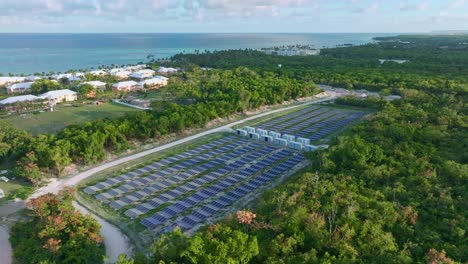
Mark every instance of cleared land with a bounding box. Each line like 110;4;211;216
82;135;308;236
1;103;139;135
79;104;367;248
0;181;27;202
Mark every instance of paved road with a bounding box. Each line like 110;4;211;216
0;226;12;264
0;96;335;262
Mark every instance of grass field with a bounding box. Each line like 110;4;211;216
0;179;32;202
1;102;139;135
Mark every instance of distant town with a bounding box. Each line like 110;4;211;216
260;44;321;56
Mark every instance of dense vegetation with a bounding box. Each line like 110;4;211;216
0;68;317;184
149;89;466;263
4;35;468;263
10;188;105;264
171;37;468;94
142;36;467;263
151;225;259;264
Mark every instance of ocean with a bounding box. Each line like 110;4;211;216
0;33;393;75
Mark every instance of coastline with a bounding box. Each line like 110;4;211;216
0;33;390;75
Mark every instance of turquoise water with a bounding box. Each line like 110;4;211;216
0;33;393;74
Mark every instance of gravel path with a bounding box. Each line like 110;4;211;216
0;96;335;263
73;202;132;263
0;226;12;264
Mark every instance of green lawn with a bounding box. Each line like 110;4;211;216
2;102;139;135
0;179;32;202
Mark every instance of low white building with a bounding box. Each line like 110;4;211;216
40;89;78;103
6;82;34;94
25;75;42;82
378;59;408;64
139;76;168;89
89;70;108;76
109;68;126;74
83;81;107;90
125;64;146;72
113;81;140;92
0;94;42;105
130;69;155;80
157;67;178;75
53;73;86;82
111;70;132;80
0;77;26;86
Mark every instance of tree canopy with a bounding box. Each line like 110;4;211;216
10;188;105;264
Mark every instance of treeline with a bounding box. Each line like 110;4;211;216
0;68;318;184
170;40;468;94
335;95;391;109
10;188;105;264
145;86;467;263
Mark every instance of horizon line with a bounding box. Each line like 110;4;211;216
0;32;420;34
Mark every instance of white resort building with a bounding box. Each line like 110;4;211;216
0;94;42;105
112;81;140;92
83;81;107;90
52;73;86;82
139;76;169;89
125;64;147;72
25;75;42;82
111;70;132;80
40;89;78;103
157;67;179;75
0;77;26;86
89;70;108;76
130;69;156;81
6;82;34;94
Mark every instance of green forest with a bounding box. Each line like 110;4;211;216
141;36;466;263
10;188;105;264
5;35;468;263
170;36;468;93
144;88;466;264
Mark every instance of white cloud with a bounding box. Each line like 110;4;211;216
352;3;379;13
399;1;429;12
447;0;466;9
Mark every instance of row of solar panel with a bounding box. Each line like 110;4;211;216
112;143;278;213
293;112;354;138
280;109;347;135
125;144;282;218
163;154;307;232
256;105;322;129
256;105;364;141
258;107;333;132
140;150;305;230
83;135;244;195
96;139;268;206
308;113;365;141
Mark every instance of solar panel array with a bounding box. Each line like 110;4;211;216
83;134;307;233
256;105;365;142
82;105;365;234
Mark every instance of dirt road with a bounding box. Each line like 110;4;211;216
73;202;132;263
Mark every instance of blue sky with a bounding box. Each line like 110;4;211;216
0;0;467;33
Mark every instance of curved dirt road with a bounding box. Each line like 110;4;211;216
0;96;334;262
73;202;132;263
